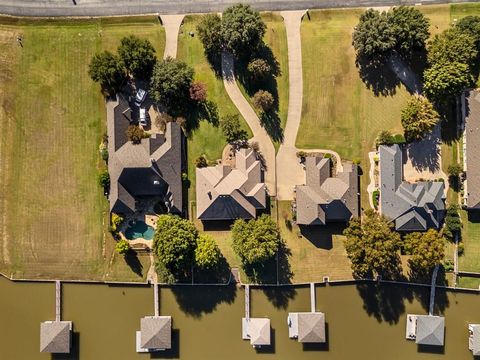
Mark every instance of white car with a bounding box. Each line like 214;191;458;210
134;89;147;106
139;108;147;127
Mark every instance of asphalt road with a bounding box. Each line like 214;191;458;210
0;0;479;17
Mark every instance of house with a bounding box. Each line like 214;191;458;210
136;316;172;352
40;321;72;353
379;145;445;231
295;156;359;225
287;312;326;343
242;318;271;347
196;147;267;221
406;315;445;346
462;90;480;210
107;95;183;216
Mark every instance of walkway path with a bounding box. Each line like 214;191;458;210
161;14;184;59
222;51;277;196
0;0;474;17
276;10;343;200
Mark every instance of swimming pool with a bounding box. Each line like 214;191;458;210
124;221;155;240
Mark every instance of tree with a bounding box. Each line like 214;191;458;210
343;210;402;279
424;61;473;101
88;51;126;93
153;215;198;274
221;4;266;58
456;16;480;47
197;14;223;60
220;114;248;143
111;213;124;232
401;95;439;141
189;81;208;102
427;28;477;69
98;170;110;188
115;239;130;255
150;57;194;114
248;58;271;81
117;35;157;78
404;229;445;279
195;155;208;168
447;164;463;177
375;130;395;146
195;234;221;269
444;204;462;239
252;90;274;113
388;6;429;55
353;9;396;59
232;214;281;265
126;125;144;144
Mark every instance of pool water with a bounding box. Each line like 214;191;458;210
124;221;154;240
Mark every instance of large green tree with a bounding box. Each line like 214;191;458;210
456;16;480;47
88;51;126;93
343;210;402;279
195;234;221;269
221;4;266;58
424;61;473;101
197;14;223;60
150;57;194;114
117;35;157;78
427;28;477;69
401;95;439;141
404;229;445;280
388;6;430;55
353;9;396;59
220;114;248;143
153;215;198;273
232;214;281;265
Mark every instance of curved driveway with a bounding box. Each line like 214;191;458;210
0;0;472;17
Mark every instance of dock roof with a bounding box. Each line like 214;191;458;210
471;325;480;356
297;312;326;343
248;318;271;346
415;315;445;346
140;316;172;350
40;321;71;353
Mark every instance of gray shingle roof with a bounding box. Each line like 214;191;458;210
472;325;480;355
107;95;183;215
248;318;271;346
196;148;267;220
296;312;326;343
140;316;171;350
464;90;480;209
379;145;445;231
295;157;359;225
415;315;445;346
40;321;71;353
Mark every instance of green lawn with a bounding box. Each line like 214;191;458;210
0;17;164;281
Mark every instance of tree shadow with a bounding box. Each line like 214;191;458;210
356;55;401;97
439;98;460;145
193;254;232;284
170;285;237;318
298;223;347;250
404;126;442;173
260;111;284;143
124;250;143;277
185;100;219;134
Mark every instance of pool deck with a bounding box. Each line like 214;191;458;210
118;214;158;247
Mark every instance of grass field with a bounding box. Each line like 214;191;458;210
0;17;164;280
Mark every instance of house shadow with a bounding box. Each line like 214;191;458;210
404;126;442;173
356;55;401;97
201;220;234;232
468;210;480;223
298;223;347;250
302;322;329;351
255;328;275;354
150;329;180;359
51;332;80;360
170;285;237;318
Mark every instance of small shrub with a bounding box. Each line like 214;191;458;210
115;239;130;255
126;125;144;144
372;190;380;209
189;81;208;102
252;90;274;113
247;58;271;81
98;170;110;188
296;151;307;158
443;259;454;272
458;242;465;256
249;141;260;152
352;158;361;165
448;164;463;177
111;213;124;232
195;155;208;168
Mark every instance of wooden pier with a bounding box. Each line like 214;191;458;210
154;282;159;317
310;283;316;312
55;281;61;321
429;264;440;315
245;285;250;319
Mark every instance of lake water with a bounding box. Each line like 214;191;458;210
0;277;479;359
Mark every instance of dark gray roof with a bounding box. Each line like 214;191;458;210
295;157;359;225
40;321;71;353
140;316;171;350
379;145;445;231
464;90;480;209
196;148;266;221
107;95;183;215
415;315;445;346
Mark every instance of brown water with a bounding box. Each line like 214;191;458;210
0;277;479;359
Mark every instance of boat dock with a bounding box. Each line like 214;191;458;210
429;264;440;315
154;282;159;317
55;280;61;321
310;283;315;312
245;285;250;319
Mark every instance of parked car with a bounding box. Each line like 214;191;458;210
139;108;147;127
135;89;147;106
